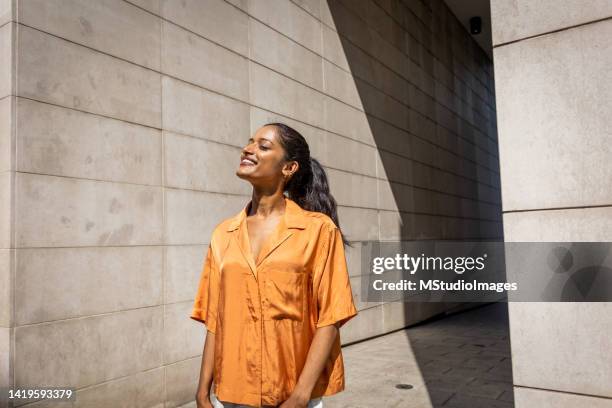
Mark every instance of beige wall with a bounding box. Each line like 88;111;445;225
492;1;612;407
0;0;14;403
0;0;499;406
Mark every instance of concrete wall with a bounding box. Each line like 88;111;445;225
322;0;501;343
491;1;612;407
0;0;14;404
0;0;499;406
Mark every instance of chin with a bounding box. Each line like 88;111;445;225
236;169;254;179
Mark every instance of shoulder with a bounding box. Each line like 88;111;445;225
208;216;236;246
299;208;338;233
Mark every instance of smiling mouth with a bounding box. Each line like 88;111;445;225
240;158;257;166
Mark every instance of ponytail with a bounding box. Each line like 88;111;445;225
264;122;352;248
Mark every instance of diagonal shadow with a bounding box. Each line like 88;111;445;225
324;0;512;406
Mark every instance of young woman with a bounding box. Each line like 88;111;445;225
191;123;358;408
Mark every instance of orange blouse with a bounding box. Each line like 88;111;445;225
190;196;358;407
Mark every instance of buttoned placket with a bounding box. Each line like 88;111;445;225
227;198;306;406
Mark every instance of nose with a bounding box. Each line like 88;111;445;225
242;140;256;154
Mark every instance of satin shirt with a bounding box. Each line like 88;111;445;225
190;196;358;407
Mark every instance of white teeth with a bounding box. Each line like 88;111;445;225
241;159;256;165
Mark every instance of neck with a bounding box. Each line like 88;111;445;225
248;193;286;218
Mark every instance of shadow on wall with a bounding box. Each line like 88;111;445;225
325;0;511;406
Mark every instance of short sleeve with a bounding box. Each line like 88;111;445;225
313;225;358;329
190;242;220;334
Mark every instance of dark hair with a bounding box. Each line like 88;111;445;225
264;122;352;248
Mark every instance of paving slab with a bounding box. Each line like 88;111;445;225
325;303;515;407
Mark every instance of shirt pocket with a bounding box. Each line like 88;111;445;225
264;260;307;321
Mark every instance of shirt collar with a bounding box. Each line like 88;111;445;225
226;195;307;232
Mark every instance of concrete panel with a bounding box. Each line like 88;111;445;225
164;301;206;364
161;0;248;56
323;59;363;110
321;24;349;72
376;149;414;185
377;177;401;212
0;0;11;26
370;116;413;160
26;367;165;408
161;20;249;101
491;0;612;45
505;207;612;398
495;20;612;211
348;274;365;312
164;131;249;195
15;246;162;325
317;130;377;177
320;0;336;31
15;306;163;389
0;327;8;400
250;61;325;128
0;22;12;98
0;172;10;249
323;96;374;145
293;0;320;19
74;368;164;408
15;173;163;247
17;25;161;128
344;239;365;279
358;80;408;130
336;205;379;241
164;190;246;245
0;249;10;327
16;98;162;185
378;209;404;241
18;0;161;70
165;244;206;304
248;0;322;54
327;168;377;209
340;304;383;344
165;357;202;408
514;386;612;408
161;76;250;147
249;17;323;91
323;0;372;58
508;303;612;399
0;96;12;172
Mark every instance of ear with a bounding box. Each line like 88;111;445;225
283;160;299;178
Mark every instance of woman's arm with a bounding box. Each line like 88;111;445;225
195;330;216;407
280;322;341;408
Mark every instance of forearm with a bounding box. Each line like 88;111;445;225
292;323;339;400
197;330;216;397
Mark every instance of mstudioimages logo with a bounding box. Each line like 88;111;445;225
370;279;517;293
371;253;488;275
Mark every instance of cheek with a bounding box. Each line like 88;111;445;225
258;156;284;175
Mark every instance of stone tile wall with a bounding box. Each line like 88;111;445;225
0;0;499;405
492;1;612;406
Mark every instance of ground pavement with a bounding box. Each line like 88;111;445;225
324;302;514;408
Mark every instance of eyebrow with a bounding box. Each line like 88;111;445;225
248;137;273;144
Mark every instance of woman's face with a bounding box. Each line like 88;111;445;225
236;125;297;188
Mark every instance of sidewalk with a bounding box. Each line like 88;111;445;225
325;303;514;408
